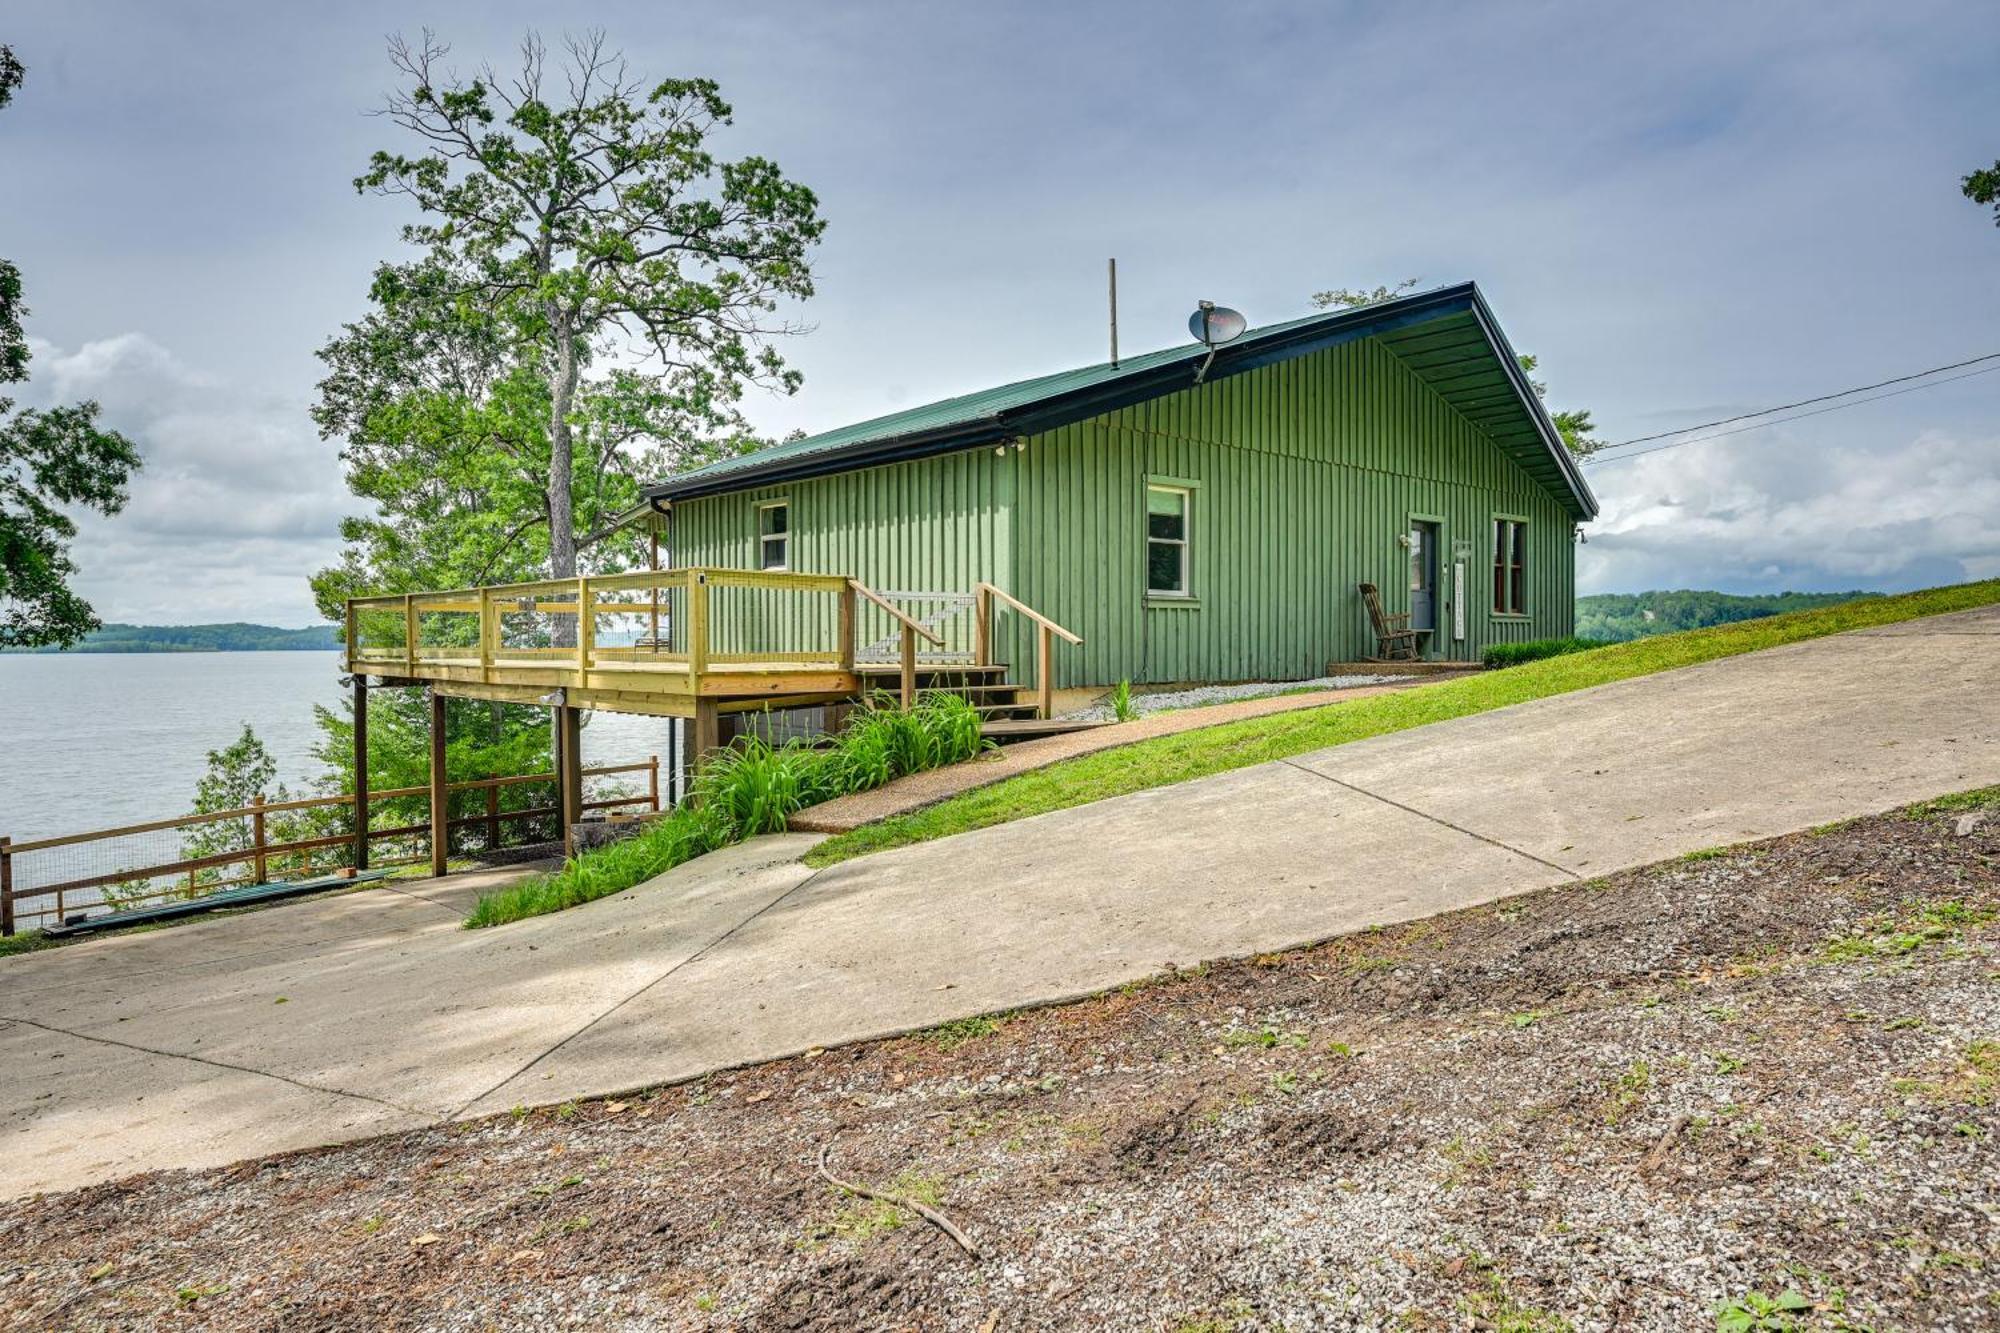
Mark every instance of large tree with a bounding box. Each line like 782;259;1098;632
1965;158;2000;226
0;43;144;649
1311;279;1603;458
313;30;824;616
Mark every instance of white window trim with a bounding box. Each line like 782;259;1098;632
757;500;789;571
1145;483;1192;598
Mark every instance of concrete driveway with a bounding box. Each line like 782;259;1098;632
4;605;1998;1198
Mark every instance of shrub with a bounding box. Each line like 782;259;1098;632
465;691;992;928
1109;679;1137;723
463;802;733;928
1482;636;1607;669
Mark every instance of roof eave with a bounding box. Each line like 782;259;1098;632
645;280;1599;520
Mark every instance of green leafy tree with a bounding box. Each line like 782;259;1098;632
0;45;144;648
179;725;301;890
1311;279;1603;457
1965;158;2000;226
312;29;825;618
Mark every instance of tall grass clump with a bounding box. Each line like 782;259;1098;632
1108;679;1138;723
1482;637;1607;669
465;691;991;928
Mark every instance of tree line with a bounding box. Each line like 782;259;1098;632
1575;590;1881;643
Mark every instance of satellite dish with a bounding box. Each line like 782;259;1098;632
1188;301;1247;347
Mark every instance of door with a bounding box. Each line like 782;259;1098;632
1408;521;1440;640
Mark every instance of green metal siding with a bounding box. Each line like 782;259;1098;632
672;335;1576;686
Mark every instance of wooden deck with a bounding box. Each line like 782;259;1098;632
339;567;1086;858
345;567;874;724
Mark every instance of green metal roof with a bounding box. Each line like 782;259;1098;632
643;282;1596;519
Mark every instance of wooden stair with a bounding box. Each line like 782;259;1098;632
854;662;1108;744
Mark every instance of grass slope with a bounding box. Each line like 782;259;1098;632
805;578;2000;867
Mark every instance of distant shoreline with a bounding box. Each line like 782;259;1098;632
1;623;341;655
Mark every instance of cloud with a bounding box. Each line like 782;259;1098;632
16;333;357;625
1579;426;2000;594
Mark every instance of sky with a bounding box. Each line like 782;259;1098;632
4;0;1997;626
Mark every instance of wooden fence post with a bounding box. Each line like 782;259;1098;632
485;782;501;852
1036;625;1054;720
1;837;14;937
428;688;448;878
577;575;594;677
402;594;416;674
974;585;992;667
687;570;710;676
838;581;857;672
353;674;370;871
648;754;661;813
251;795;268;886
478;586;495;684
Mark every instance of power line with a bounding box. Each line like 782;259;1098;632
1591;350;2000;452
1585;362;2000;466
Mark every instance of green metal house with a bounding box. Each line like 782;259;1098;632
635;282;1597;690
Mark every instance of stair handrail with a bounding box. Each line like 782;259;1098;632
973;583;1083;719
847;580;946;646
973;583;1083;645
849;579;945;708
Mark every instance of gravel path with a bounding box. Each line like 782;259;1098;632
1067;672;1413;721
5;792;1995;1330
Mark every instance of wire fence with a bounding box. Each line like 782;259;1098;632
1;758;662;935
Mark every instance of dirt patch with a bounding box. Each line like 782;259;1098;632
2;793;1998;1331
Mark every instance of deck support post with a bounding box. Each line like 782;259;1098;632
691;700;720;780
352;674;370;871
428;688;448;878
899;624;917;709
557;704;584;859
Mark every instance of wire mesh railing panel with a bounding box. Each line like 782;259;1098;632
703;580;846;664
855;592;977;664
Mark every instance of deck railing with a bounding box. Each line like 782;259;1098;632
344;567;859;685
0;759;660;936
340;567;1085;721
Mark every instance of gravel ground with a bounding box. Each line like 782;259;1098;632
3;793;1997;1331
1067;674;1412;721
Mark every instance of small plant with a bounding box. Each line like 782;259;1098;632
1604;1059;1651;1124
921;1014;1004;1050
1715;1288;1810;1331
1109;678;1138;723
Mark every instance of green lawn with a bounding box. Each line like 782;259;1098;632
803;578;2000;867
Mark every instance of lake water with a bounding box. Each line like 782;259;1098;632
0;652;687;846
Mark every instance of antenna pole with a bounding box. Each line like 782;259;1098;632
1107;257;1119;368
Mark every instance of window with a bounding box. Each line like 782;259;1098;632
757;501;789;570
1493;518;1527;615
1146;485;1190;596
